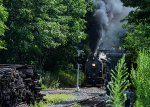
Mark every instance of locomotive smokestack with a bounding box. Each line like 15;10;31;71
91;0;133;54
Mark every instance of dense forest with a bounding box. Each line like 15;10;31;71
0;0;90;71
0;0;150;106
0;0;149;69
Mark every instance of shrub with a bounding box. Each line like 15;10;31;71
107;56;129;107
40;64;85;88
40;72;60;89
131;49;150;107
58;64;85;87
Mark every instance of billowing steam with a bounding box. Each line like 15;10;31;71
92;0;133;55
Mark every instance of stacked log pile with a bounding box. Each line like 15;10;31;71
0;65;42;107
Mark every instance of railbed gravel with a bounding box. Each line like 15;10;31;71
40;87;105;107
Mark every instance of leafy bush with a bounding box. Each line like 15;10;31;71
40;72;60;89
108;56;129;107
40;64;85;88
131;49;150;107
58;64;85;87
123;23;150;61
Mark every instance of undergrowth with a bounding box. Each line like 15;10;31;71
131;49;150;107
108;56;129;107
40;64;85;89
71;103;81;107
40;72;60;89
58;69;84;87
30;101;46;107
43;94;76;104
30;93;76;107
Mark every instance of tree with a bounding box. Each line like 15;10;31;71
121;0;150;23
0;0;8;49
121;0;150;61
1;0;87;69
123;23;150;60
121;0;150;9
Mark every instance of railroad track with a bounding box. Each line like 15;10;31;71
67;93;106;107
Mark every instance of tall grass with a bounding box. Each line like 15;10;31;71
108;56;129;107
43;94;76;104
40;72;60;89
30;101;46;107
131;49;150;107
58;69;85;87
56;63;84;87
30;94;76;107
40;64;85;88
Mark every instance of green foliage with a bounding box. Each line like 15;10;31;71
30;94;76;107
108;56;129;107
121;0;150;62
40;84;47;90
30;101;46;107
123;23;150;61
121;0;150;9
40;64;85;88
40;72;60;89
131;49;150;107
71;103;81;107
1;0;88;67
0;0;8;49
86;0;94;12
58;64;85;87
43;94;76;104
121;0;150;23
123;23;150;51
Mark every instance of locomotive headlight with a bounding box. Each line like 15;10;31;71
92;63;96;67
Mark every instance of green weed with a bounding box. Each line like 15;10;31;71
40;64;85;88
71;103;81;107
131;49;150;107
108;56;129;107
40;72;60;89
43;94;76;104
30;101;46;107
30;94;76;107
58;64;85;87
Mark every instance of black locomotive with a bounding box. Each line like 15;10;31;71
84;49;129;87
85;53;110;87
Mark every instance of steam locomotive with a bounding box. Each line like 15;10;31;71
84;49;128;87
85;52;110;87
